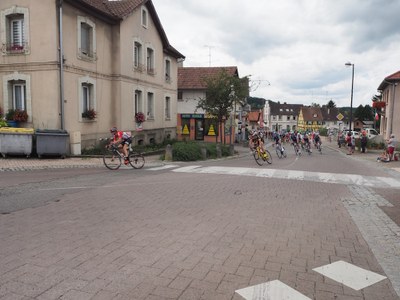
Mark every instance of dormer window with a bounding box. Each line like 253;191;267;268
313;114;317;118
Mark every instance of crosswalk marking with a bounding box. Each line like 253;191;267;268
147;164;180;171
170;165;400;188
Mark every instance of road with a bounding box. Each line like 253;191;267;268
0;144;399;299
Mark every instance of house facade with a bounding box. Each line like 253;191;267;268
264;100;302;133
377;70;400;139
0;0;184;152
177;66;240;143
297;106;324;132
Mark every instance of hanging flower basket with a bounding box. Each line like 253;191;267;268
135;112;145;123
372;101;386;109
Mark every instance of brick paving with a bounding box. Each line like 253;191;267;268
0;142;399;299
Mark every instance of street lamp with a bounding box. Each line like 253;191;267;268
345;62;354;131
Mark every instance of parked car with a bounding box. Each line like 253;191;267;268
362;128;379;139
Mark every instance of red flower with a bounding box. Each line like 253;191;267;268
135;112;145;123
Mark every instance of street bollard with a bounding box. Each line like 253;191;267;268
165;144;172;161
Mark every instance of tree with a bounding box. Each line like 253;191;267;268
311;102;321;107
354;104;374;121
247;97;266;110
197;69;248;143
327;100;336;108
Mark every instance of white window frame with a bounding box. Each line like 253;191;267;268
165;96;171;120
0;6;30;55
135;89;143;115
165;58;171;83
133;39;144;71
12;83;26;110
147;91;154;120
77;16;96;61
2;73;31;121
146;46;155;75
141;7;148;28
78;76;96;121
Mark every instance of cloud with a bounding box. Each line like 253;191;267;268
153;0;400;107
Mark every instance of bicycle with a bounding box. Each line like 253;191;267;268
102;139;145;170
304;142;312;155
275;143;287;159
252;145;272;166
292;142;302;156
315;141;322;154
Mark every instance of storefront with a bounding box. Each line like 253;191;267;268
177;114;233;143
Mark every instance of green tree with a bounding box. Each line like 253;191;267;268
311;102;321;107
197;69;248;143
354;104;374;121
247;97;266;110
327;99;336;108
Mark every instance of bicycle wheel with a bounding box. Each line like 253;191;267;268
264;149;272;164
129;153;145;169
282;147;287;158
253;149;264;166
103;149;121;170
276;146;283;159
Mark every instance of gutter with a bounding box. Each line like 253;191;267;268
57;0;65;130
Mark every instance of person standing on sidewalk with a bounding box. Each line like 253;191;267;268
387;134;397;161
346;132;352;155
360;130;368;153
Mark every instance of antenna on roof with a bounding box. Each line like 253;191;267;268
204;45;214;67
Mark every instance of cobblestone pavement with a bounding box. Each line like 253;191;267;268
1;143;400;299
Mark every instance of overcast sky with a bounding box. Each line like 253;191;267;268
153;0;400;107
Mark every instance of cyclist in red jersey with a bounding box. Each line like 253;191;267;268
109;127;131;164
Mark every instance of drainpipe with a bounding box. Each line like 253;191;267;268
57;0;65;130
382;79;397;139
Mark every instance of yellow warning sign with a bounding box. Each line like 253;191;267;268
182;124;190;135
208;124;216;136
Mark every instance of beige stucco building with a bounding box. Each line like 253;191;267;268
377;71;400;140
0;0;184;153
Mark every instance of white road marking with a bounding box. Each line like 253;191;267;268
235;280;311;300
313;260;387;291
147;164;180;171
171;166;400;188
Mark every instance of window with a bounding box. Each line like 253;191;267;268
135;90;143;114
78;76;96;121
165;96;171;120
13;82;26;110
146;48;155;74
141;7;148;28
3;73;31;121
178;91;183;101
165;58;171;82
77;17;96;60
1;6;30;54
147;92;154;119
287;116;290;121
134;41;143;70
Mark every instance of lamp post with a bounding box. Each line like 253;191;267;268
345;62;354;131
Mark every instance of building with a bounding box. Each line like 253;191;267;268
297;106;324;132
377;70;400;139
264;101;302;132
320;106;340;131
177;66;240;143
0;0;184;152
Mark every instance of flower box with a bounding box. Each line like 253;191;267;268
372;101;386;109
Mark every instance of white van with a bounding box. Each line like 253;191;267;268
363;128;379;139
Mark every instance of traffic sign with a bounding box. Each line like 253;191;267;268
336;113;344;121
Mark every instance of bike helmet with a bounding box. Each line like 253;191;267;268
110;127;117;133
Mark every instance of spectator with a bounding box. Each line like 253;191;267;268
387;134;397;161
360;130;367;153
346;132;352;155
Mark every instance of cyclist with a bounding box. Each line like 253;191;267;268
249;130;267;157
290;130;299;150
313;131;321;150
303;132;312;153
109;127;132;164
273;131;283;154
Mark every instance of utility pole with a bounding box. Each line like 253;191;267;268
204;45;214;67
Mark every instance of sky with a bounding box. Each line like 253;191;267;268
152;0;400;108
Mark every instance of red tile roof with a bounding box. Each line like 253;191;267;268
178;67;238;90
300;107;323;121
378;70;400;90
247;111;260;122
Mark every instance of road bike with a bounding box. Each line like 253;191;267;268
315;141;322;154
102;139;145;170
275;143;287;159
252;145;272;166
292;142;302;156
304;142;312;155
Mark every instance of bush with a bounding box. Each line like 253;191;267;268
172;141;203;161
